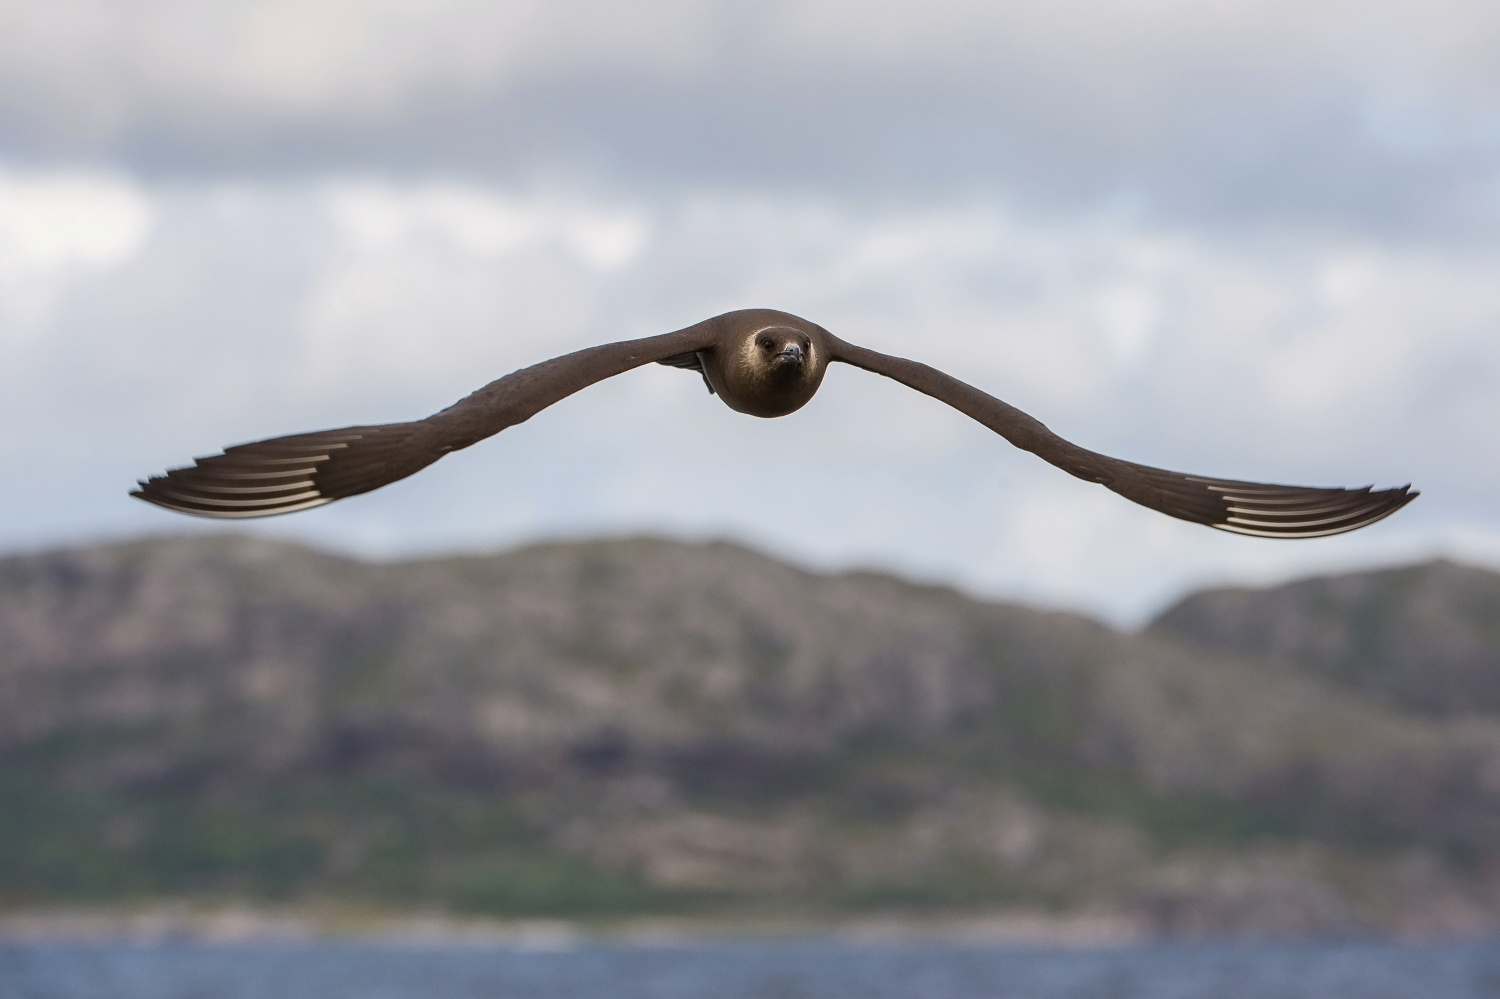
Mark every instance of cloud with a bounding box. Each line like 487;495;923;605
10;1;1500;123
323;182;647;268
290;181;649;402
0;4;1493;623
0;0;711;127
2;167;1494;623
1;1;1498;231
0;167;154;338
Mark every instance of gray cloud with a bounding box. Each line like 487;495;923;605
1;171;1493;623
1;1;1498;232
1;2;1495;622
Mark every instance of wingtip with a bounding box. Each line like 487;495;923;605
1204;478;1421;539
1382;483;1419;505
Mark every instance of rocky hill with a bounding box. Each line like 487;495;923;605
1149;560;1500;717
2;535;1499;936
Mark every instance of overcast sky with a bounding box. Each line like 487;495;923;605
2;0;1497;624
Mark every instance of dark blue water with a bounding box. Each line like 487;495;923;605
1;939;1497;999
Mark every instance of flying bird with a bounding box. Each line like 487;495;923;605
132;309;1416;537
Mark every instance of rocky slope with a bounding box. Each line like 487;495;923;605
2;535;1498;936
1150;560;1500;717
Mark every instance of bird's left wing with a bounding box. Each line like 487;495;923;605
829;338;1416;538
132;324;717;519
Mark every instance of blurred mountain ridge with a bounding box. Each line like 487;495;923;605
2;534;1499;937
1149;559;1500;717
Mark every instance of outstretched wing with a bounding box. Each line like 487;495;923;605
133;324;718;519
130;422;435;519
830;339;1416;538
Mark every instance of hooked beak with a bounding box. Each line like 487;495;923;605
774;343;804;365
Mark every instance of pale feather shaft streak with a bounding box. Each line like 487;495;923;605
140;495;334;518
151;487;324;509
165;480;316;496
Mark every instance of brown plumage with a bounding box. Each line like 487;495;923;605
132;308;1417;537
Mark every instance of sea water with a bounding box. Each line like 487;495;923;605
1;938;1497;999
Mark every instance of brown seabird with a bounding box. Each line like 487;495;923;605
132;308;1417;537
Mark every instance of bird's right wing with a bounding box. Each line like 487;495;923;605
830;338;1417;538
132;324;719;519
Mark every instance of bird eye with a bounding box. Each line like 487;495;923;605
758;337;773;349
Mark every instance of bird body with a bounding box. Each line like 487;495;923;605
697;309;828;417
133;309;1417;538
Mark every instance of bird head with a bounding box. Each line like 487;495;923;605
754;327;809;373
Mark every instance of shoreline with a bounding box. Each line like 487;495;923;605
0;904;1149;949
4;903;1494;948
